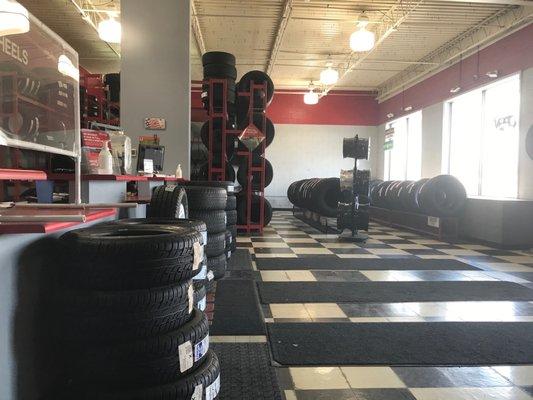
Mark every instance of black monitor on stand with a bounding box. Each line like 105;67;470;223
137;144;165;174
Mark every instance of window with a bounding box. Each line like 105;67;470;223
383;111;422;181
442;74;520;198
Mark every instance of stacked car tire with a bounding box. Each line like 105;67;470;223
184;184;228;280
51;223;220;398
287;177;341;218
369;175;467;217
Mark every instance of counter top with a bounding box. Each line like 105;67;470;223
0;169;47;181
48;174;149;181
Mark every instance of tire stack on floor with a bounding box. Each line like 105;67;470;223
184;184;228;280
50;224;220;399
235;70;275;228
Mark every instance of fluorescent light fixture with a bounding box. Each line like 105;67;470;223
450;86;461;94
58;54;79;82
486;70;499;78
303;82;319;105
0;0;29;36
350;15;375;52
320;62;339;85
404;106;413;111
98;17;121;43
386;113;394;119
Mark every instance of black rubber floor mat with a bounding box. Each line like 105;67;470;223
268;322;533;365
256;257;479;270
210;280;265;335
257;281;533;303
227;249;253;271
212;343;282;400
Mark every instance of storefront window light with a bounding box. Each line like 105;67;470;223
0;0;30;37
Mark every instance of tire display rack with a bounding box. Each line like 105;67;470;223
79;71;120;129
204;78;267;234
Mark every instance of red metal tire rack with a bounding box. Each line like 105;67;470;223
205;78;267;234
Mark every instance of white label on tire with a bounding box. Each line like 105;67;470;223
194;334;209;361
207;270;215;281
427;216;440;228
165;184;176;192
227;250;231;259
193;264;207;280
206;374;221;400
197;295;206;311
178;340;193;373
228;185;234;192
193;242;203;271
188;283;194;314
224;214;227;225
191;384;203;400
201;231;207;246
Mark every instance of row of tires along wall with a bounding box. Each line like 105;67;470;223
288;175;467;218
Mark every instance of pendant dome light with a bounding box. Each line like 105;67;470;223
350;14;375;52
58;54;79;82
303;82;319;105
320;61;339;85
98;16;121;43
0;0;29;36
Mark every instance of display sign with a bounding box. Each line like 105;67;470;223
239;123;265;151
0;6;80;156
144;117;166;130
383;127;394;150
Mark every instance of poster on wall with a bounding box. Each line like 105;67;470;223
0;3;80;156
383;127;394;150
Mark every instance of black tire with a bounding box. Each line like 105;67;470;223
189;210;227;234
417;175;467;217
226;194;237;210
149;185;188;219
199;161;236;183
64;308;209;386
237;70;274;108
113;218;207;244
224;229;232;248
202;51;236;66
52;282;192;343
237;194;272;226
237;156;273;189
206;231;226;257
184;186;227;211
406;178;429;212
203;63;237;79
226;209;237;225
186;180;236;193
208;253;227;280
312;178;340;217
200;121;236;158
193;282;207;311
52;350;220;400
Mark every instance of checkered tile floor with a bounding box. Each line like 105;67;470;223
232;211;533;400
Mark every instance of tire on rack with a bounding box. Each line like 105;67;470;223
226;209;237;225
52;350;221;400
202;51;235;66
189;209;227;234
113;218;207;244
205;231;226;257
200;121;236;159
237;156;273;189
52;281;192;342
183;186;227;211
311;178;340;217
237;194;273;226
406;178;429;212
199;161;236;183
193;282;207;311
417;175;467;217
149;185;188;219
237;70;274;110
185;180;235;194
203;64;237;80
63;308;209;386
208;253;227;280
226;193;237;210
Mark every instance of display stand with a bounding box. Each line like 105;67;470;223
204;78;267;234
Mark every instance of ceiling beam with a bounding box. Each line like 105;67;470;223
191;0;206;55
323;0;425;94
377;5;533;101
433;0;533;6
266;0;294;75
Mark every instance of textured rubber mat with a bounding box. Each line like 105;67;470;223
210;280;265;335
212;343;282;400
227;249;253;271
257;281;533;303
255;257;479;270
268;322;533;365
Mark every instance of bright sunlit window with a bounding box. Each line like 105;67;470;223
442;74;520;198
384;111;422;181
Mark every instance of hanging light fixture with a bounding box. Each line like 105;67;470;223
303;82;319;105
450;56;462;94
0;0;29;36
98;16;121;43
58;54;79;82
320;61;339;85
350;14;375;52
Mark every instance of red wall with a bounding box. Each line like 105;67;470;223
378;24;533;124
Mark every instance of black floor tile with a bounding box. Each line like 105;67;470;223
295;389;417;400
330;248;372;255
338;303;418;318
404;249;447;255
252;237;286;243
254;248;294;254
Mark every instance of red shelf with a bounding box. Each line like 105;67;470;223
0;169;47;181
0;208;116;234
147;176;189;182
48;173;148;182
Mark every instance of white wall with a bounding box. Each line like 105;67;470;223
121;0;191;177
375;67;533;200
265;124;378;208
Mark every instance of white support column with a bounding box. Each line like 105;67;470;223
121;0;191;177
